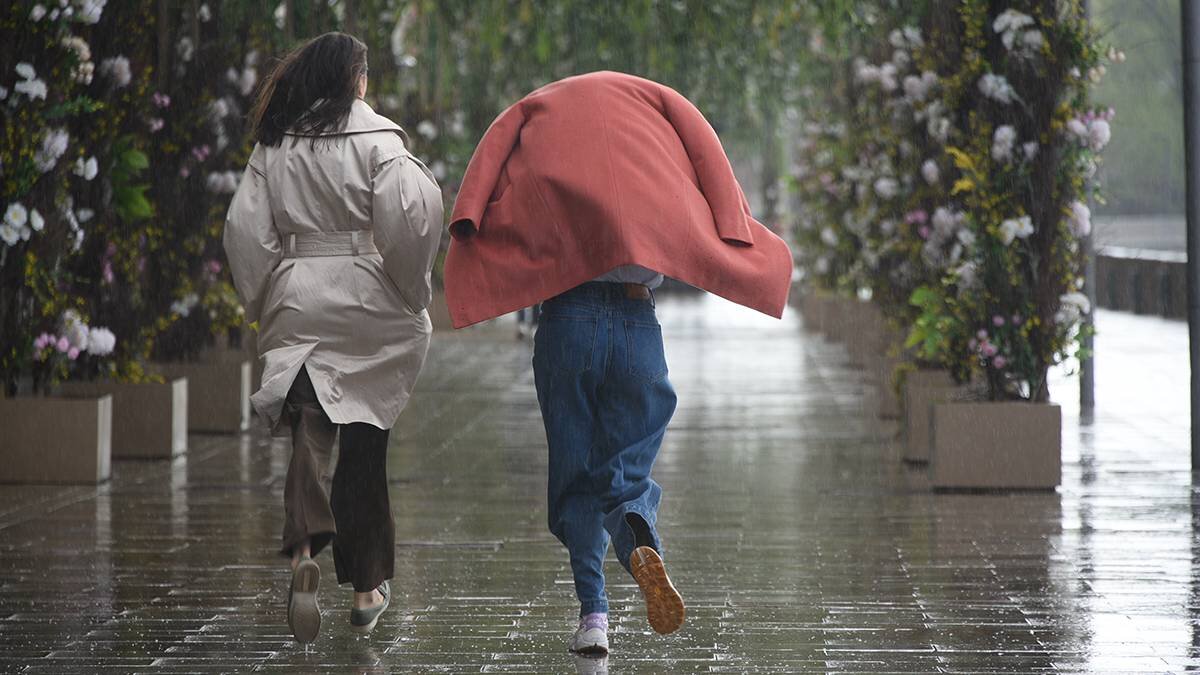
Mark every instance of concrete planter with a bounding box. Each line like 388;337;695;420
844;302;884;368
59;379;187;459
931;401;1061;490
154;356;250;433
902;369;965;463
865;355;905;419
0;394;112;484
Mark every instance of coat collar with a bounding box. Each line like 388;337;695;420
285;99;408;141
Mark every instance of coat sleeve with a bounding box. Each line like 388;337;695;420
446;101;525;240
372;151;445;313
658;84;755;246
223;147;280;325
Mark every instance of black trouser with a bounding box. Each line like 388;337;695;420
280;367;394;592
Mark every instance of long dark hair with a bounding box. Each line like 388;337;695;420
249;32;368;147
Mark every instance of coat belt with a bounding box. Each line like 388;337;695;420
282;231;378;258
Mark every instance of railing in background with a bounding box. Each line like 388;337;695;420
1096;247;1187;319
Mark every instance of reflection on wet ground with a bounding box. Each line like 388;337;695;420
0;294;1193;672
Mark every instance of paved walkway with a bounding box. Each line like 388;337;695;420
0;294;1194;673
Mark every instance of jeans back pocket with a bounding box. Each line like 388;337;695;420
624;320;668;384
533;314;598;376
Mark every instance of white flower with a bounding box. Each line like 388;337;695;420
178;37;194;62
889;29;906;49
198;3;211;21
1066;118;1089;140
30;209;44;232
0;86;7;100
991;125;1017;162
903;26;923;47
76;208;94;223
1021;30;1044;51
1068;200;1092;237
932;207;964;239
0;224;19;247
4;202;29;229
928;115;951;144
892;50;910;69
99;56;131;87
86;326;116;356
73;156;99;181
205;170;239;194
1088;119;1111;151
878;63;898;92
209;97;231;122
956;228;976;247
820;227;839;247
999;215;1034;245
873;177;899;199
416;120;438;140
170;293;200;317
921;159;940;185
431;160;447;181
814;256;830;275
30;4;47;20
978;73;1016;104
77;0;106;24
273;2;287;29
34;127;68;171
955;261;979;288
238;68;257;97
1056;291;1092;325
1022;142;1039;161
13;64;48;100
61;309;90;350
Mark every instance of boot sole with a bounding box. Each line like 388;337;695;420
629;546;685;635
288;559;321;644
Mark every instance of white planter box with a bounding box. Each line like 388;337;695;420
0;394;112;484
931;401;1062;489
154;357;250;433
60;379;187;459
902;369;965;463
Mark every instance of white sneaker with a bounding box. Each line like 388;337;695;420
569;625;609;655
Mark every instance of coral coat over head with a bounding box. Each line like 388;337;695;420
444;71;793;328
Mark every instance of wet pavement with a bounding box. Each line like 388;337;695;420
0;293;1194;673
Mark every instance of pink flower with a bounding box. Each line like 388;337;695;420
968;338;978;351
1011;313;1022;324
918;225;932;240
981;342;999;358
149;117;164;133
152;92;171;108
905;209;929;224
102;260;115;285
67;347;80;360
179;166;191;178
56;336;70;352
976;329;988;340
205;259;222;276
992;355;1008;369
993;315;1005;326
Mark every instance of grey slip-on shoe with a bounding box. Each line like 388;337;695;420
349;580;390;634
288;557;321;644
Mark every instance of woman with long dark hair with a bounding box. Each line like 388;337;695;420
224;32;443;643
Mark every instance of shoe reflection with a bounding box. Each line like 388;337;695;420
572;653;609;674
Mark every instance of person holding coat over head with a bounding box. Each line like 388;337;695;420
444;71;793;655
223;32;443;644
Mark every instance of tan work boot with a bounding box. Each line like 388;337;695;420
629;546;685;635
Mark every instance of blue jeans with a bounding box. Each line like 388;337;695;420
532;282;677;616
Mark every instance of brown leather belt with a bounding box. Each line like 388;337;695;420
623;283;651;300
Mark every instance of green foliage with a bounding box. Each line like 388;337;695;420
111;137;153;222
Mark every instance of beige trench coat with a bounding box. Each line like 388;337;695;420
223;99;443;432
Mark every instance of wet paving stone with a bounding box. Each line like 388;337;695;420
0;295;1195;672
